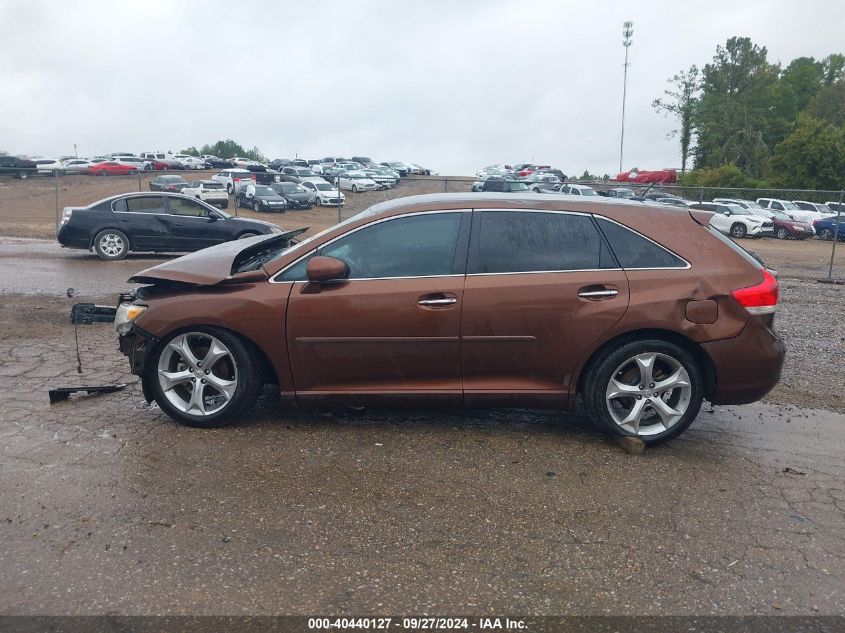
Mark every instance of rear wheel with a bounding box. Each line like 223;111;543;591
93;229;129;260
583;339;704;446
776;228;789;240
818;228;834;240
254;202;261;212
352;184;358;193
730;223;747;238
17;170;28;180
149;328;263;428
100;169;109;176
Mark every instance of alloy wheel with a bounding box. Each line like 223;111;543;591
157;333;238;417
98;233;126;258
605;352;692;437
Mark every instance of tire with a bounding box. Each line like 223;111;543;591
316;198;322;206
818;228;833;240
352;185;358;193
238;232;259;239
254;202;261;212
100;169;109;176
730;223;747;238
147;327;263;428
226;184;233;194
776;228;789;240
17;170;28;179
220;201;229;209
93;228;129;261
583;338;704;446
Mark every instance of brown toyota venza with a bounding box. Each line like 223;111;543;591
114;193;785;445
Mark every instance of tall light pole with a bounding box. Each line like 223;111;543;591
619;21;633;174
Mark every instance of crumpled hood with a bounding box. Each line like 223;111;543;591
128;229;307;285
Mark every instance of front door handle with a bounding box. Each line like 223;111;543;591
578;286;619;299
418;297;457;306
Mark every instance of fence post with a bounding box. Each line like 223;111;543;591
699;186;704;203
54;169;59;230
444;176;448;193
138;170;142;192
826;190;844;280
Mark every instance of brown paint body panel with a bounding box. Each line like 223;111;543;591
686;300;719;324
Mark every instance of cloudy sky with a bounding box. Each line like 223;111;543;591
1;1;843;176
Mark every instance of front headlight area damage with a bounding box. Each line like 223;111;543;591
114;302;147;335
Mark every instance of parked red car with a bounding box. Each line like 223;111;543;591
769;212;815;240
615;168;678;184
518;165;551;178
87;161;138;176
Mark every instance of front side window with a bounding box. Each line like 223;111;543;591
169;198;209;217
278;213;464;281
471;211;616;274
596;217;687;269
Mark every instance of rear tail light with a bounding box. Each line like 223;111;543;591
731;269;778;315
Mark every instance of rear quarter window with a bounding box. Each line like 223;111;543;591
595;217;687;269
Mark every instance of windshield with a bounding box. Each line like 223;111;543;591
295;169;315;176
315;183;334;191
254;186;275;196
579;187;597;196
203;182;224;189
280;184;301;193
510;182;529;191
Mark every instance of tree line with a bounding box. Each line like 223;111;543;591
653;37;845;190
180;140;267;163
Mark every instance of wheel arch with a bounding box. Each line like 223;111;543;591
575;328;716;402
89;226;135;251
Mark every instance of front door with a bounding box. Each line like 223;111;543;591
113;195;171;250
284;211;470;406
166;197;231;251
461;209;630;408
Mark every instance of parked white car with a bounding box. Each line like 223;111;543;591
33;158;65;175
337;171;379;193
300;181;346;206
558;184;597;196
702;202;774;238
109;155;152;171
211;168;255;194
363;168;398;189
172;155;207;170
61;158;94;173
757;198;827;226
180;179;229;208
231;157;263;169
793;200;835;216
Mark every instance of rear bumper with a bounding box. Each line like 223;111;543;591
702;316;785;405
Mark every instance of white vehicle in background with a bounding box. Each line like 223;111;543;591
363;168;398;189
300;181;346;206
180;179;229;208
61;158;94;173
337;171;379;193
109;155;152;171
558;183;598;196
211;168;255;194
793;200;835;216
757;198;827;226
231;157;264;169
33;158;65;175
172;155;206;170
699;202;773;238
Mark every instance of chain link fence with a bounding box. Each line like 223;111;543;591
0;169;842;281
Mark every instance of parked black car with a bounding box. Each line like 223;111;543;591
481;179;530;193
269;159;291;171
150;175;189;192
236;184;289;213
270;182;313;209
57;193;280;260
280;166;319;183
202;156;235;169
290;159;309;168
380;161;408;177
0;155;37;179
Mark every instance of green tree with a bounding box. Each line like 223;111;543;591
678;164;770;188
779;57;824;113
693;37;782;177
821;53;845;85
180;146;200;156
770;114;845;190
652;65;700;173
807;79;845;127
197;139;266;162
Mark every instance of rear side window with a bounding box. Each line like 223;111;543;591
596;217;687;269
471;211;617;274
122;196;164;214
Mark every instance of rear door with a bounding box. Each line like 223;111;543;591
113;195;171;250
166;197;231;251
461;209;629;408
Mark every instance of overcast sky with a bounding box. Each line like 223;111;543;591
1;1;843;176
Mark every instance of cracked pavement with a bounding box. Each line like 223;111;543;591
0;297;843;616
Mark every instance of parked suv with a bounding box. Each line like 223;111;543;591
212;169;255;194
713;198;813;240
180;180;229;208
481;179;530;193
691;202;773;238
57;193;281;260
111;193;784;445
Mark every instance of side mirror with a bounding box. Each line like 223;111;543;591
208;211;220;221
307;256;349;283
723;211;730;216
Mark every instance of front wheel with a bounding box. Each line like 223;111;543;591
93;229;129;260
254;202;261;212
352;185;358;193
100;170;109;176
583;339;704;446
818;228;833;240
730;223;747;238
148;328;263;428
776;228;789;240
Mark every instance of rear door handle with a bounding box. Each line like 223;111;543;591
578;286;619;299
418;297;457;306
